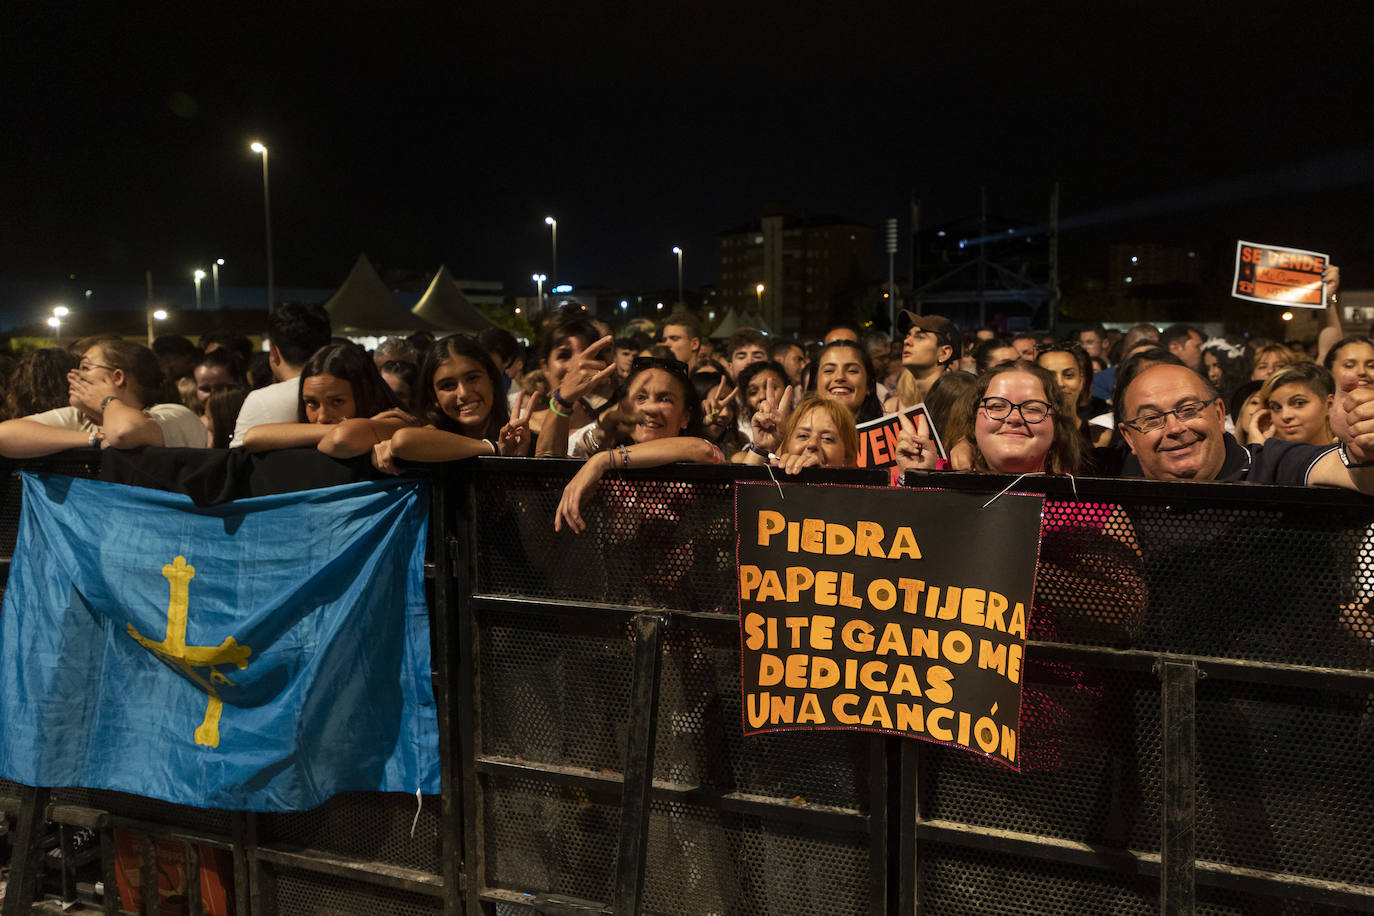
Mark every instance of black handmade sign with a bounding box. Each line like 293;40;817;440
736;483;1043;768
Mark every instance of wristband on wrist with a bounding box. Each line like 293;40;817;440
547;395;571;418
99;395;120;414
1339;442;1374;469
551;388;575;411
746;442;777;461
88;431;102;449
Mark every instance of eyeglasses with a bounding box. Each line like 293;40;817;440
1122;397;1218;433
979;396;1053;424
78;361;118;374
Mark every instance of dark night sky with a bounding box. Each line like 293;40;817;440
4;2;1374;313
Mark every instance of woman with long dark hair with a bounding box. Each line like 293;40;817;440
243;341;410;452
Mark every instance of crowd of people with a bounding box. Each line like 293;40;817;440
4;267;1374;522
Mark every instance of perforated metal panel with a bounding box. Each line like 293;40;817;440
260;792;442;873
641;801;870;915
269;866;442;916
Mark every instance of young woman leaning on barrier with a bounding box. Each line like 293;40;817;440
739;380;862;473
897;360;1084;477
369;334;533;472
0;338;205;458
242;341;411;452
554;355;723;533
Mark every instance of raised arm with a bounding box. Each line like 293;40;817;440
536;335;617;458
1316;264;1344;366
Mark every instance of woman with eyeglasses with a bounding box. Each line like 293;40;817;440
0;337;206;457
555;355;725;533
898;361;1084;476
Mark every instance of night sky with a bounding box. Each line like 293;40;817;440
4;3;1374;315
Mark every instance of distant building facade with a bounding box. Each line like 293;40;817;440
717;213;872;334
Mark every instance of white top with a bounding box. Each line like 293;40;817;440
30;404;207;449
229;378;299;447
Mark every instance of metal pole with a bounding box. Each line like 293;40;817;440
675;247;684;305
146;271;155;346
1049;183;1060;335
261;149;275;309
212;259;222;308
194;274;203;310
885;217;898;332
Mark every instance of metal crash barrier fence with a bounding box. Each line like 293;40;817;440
4;452;1374;914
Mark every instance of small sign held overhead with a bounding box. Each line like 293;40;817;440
1232;240;1329;309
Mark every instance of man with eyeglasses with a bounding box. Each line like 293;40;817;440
1118;362;1374;490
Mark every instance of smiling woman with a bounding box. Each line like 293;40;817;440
968;361;1084;475
369;335;531;473
809;340;884;423
554;356;724;533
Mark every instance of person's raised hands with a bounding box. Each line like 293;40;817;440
749;377;792;453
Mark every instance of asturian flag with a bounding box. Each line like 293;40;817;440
0;473;438;811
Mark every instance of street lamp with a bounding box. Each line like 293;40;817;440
212;258;225;308
532;273;546;311
146;307;168;345
672;246;684;305
755;283;765;312
194;269;206;310
544;216;557;287
250;141;275;309
53;305;69;318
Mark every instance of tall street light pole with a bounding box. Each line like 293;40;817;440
532;274;546;312
194;269;206;310
544;216;557;288
251;142;275;309
212;258;224;308
672;246;684;305
755;283;765;314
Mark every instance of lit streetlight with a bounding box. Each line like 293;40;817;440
194;269;206;310
532;273;546;311
47;315;61;336
146;307;169;345
755;283;765;312
53;305;69;318
672;246;684;305
250;141;275;308
212;258;225;308
544;216;558;287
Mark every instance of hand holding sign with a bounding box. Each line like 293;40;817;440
894;410;939;471
750;377;793;453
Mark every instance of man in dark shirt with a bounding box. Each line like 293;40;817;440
1118;362;1374;490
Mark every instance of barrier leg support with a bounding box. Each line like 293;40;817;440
612;613;666;914
1160;659;1197;916
1;784;49;916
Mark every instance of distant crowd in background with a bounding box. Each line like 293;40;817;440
5;261;1374;518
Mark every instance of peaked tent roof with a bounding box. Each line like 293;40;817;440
709;307;744;339
324;254;438;335
412;266;496;334
740;311;773;335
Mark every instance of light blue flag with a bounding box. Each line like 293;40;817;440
0;473;438;811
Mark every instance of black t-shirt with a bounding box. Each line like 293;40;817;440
1120;433;1336;484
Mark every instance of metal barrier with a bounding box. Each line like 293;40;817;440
456;459;1374;915
5;452;1374;914
0;453;453;916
